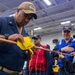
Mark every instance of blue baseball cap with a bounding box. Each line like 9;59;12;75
62;26;72;32
32;35;41;39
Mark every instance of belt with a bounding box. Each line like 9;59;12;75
0;66;22;75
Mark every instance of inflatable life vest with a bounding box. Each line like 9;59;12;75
28;45;47;72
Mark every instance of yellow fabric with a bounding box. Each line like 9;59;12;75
17;36;34;54
29;58;32;68
52;65;59;72
52;59;60;72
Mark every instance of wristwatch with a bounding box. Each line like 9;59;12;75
4;34;10;39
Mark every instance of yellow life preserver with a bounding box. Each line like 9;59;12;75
52;59;60;72
17;36;34;54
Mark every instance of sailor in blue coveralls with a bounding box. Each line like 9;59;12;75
25;35;53;75
0;2;37;75
58;39;75;73
54;26;75;75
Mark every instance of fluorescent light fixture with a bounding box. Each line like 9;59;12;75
44;0;51;5
61;21;71;25
71;24;74;26
33;27;42;31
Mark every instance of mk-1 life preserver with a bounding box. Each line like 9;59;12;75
28;45;47;72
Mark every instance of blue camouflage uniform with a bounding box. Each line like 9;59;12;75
0;16;29;75
54;37;75;75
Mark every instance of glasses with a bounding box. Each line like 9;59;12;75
21;10;33;20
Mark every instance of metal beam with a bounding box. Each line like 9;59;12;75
36;0;73;13
66;0;69;2
52;0;58;6
26;15;75;31
0;2;10;9
27;9;75;26
38;0;47;9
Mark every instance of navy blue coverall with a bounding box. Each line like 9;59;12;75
0;16;29;75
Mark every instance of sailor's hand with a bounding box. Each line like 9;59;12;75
70;52;75;56
58;53;64;59
8;34;24;43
